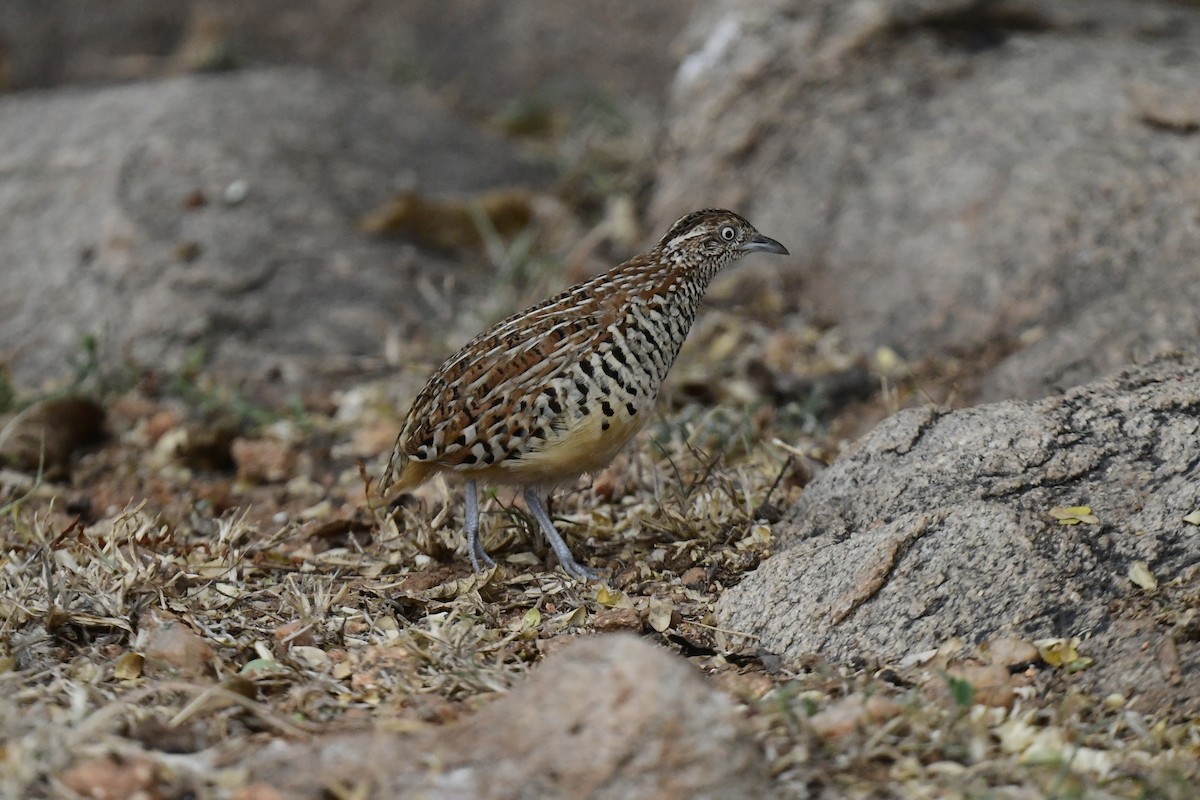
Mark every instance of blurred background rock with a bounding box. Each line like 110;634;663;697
0;0;695;117
2;0;1199;407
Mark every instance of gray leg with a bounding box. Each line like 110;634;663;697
523;489;598;581
464;480;495;571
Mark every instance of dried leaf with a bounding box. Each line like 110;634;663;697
1035;637;1086;669
1183;509;1200;526
240;658;286;677
1048;506;1099;525
1065;656;1094;673
304;517;373;544
113;652;144;680
545;606;586;632
374;616;400;639
1129;560;1158;590
997;715;1039;755
220;675;258;699
647;598;675;633
358;188;533;251
61;612;134;634
1019;727;1068;766
521;607;542;630
595;586;635;610
736;523;772;550
596;586;621;607
398;568;497;603
291;646;330;670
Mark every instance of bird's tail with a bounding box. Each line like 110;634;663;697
376;458;435;506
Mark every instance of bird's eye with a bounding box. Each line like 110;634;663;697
720;226;736;241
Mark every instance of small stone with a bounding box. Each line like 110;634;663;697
136;609;216;678
983;637;1040;668
809;692;904;738
174;240;203;263
181;189;208;209
592;464;623;501
346;645;419;693
592;608;642;632
59;755;158;800
231;437;295;483
680;566;708;588
274;620;316;647
937;664;1016;709
143;410;182;445
223;179;249;205
251;633;774;796
714;669;775;701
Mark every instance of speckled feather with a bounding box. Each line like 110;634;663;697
380;210;785;494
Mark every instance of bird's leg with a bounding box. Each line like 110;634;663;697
523;488;599;581
464;479;495;571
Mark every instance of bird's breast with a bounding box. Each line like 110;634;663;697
494;395;647;485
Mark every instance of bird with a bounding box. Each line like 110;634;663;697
378;209;789;580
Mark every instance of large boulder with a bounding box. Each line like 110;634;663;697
0;0;697;119
653;0;1200;400
0;69;550;391
247;634;776;800
718;352;1200;711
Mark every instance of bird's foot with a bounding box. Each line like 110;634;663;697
557;557;601;582
469;547;497;573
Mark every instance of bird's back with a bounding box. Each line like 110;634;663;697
384;251;699;488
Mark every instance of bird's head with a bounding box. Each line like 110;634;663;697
657;209;789;267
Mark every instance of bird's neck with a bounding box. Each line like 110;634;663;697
609;253;733;385
647;250;731;318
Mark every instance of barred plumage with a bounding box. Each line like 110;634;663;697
379;209;789;579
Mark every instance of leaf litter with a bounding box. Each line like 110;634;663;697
0;302;1197;798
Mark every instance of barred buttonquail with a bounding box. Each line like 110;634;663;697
379;209;789;579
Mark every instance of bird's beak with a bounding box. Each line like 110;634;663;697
741;233;789;255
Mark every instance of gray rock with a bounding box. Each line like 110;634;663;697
718;352;1200;709
249;633;776;800
0;69;549;390
652;0;1200;400
0;0;697;119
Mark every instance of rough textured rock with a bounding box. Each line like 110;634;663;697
249;634;775;800
653;0;1200;400
0;0;696;118
718;352;1200;710
0;68;549;390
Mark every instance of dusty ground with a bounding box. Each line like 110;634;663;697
1;288;1196;798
